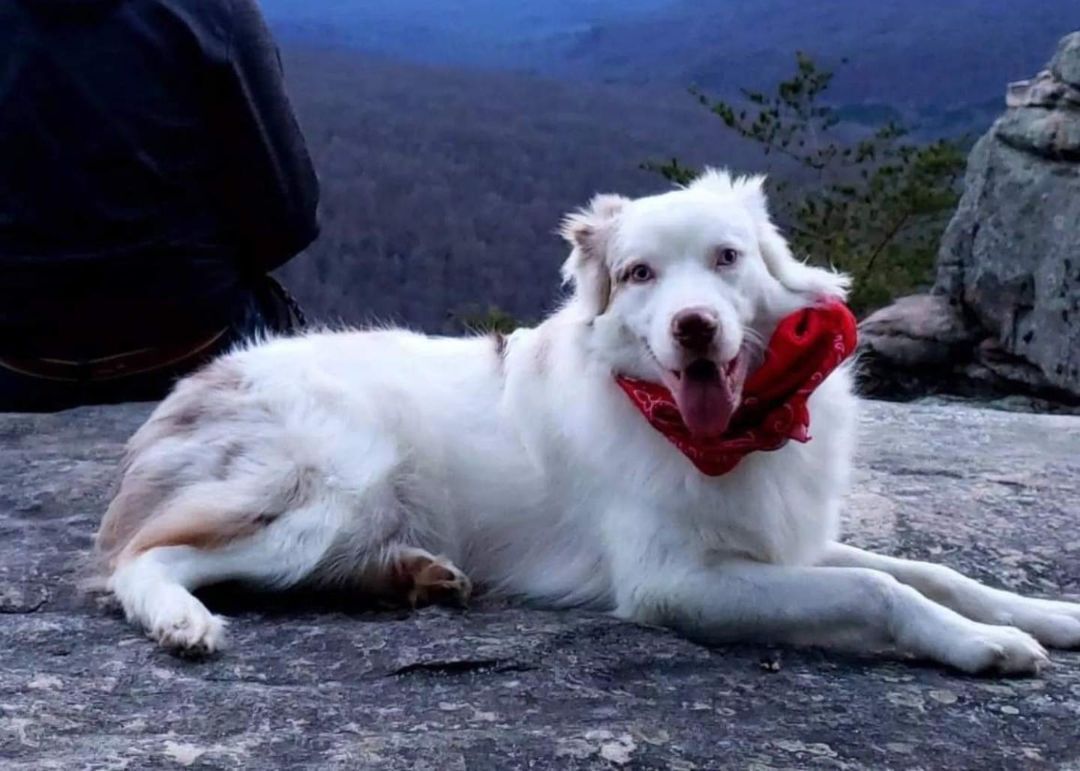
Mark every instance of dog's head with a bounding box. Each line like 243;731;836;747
560;168;850;438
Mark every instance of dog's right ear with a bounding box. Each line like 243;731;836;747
559;194;628;317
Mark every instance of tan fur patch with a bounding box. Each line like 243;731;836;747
112;486;280;568
96;359;252;568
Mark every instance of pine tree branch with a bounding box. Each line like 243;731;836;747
857;209;915;281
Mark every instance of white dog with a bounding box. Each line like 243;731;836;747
96;170;1080;673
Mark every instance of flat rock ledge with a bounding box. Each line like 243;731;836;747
2;400;1079;770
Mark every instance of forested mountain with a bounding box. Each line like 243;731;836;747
275;49;765;331
267;3;1080;329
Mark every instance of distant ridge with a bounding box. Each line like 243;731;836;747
261;0;1080;134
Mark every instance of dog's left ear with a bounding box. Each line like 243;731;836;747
559;194;628;317
691;169;850;300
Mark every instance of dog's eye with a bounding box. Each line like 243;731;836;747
715;247;739;268
628;263;654;283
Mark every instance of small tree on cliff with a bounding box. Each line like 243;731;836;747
449;304;522;334
646;53;966;313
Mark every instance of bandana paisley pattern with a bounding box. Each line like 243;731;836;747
615;300;858;476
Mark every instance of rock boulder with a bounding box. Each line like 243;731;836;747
861;31;1080;408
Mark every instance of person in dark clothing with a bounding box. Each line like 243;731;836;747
0;0;319;412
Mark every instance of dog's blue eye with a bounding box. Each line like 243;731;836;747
715;248;739;267
629;263;654;282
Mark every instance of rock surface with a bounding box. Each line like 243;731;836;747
1052;31;1080;89
2;401;1080;769
860;31;1080;408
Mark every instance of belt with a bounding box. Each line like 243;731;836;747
0;327;229;383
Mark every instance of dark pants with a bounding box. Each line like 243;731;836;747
0;278;304;413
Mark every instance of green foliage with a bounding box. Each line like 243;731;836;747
645;53;967;314
450;304;523;334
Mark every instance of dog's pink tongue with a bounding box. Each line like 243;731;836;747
672;376;738;439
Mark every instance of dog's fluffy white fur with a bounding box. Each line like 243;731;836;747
97;170;1080;672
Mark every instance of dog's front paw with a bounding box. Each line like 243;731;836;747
989;598;1080;650
145;586;227;656
943;623;1049;675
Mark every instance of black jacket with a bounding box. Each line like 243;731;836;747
0;0;319;357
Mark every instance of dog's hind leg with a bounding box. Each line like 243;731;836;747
110;546;229;655
109;535;473;655
108;493;353;655
106;469;473;654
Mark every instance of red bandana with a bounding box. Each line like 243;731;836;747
615;300;858;476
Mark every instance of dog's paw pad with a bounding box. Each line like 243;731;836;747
395;550;473;609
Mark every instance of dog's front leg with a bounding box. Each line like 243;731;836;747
820;542;1080;649
614;558;1049;674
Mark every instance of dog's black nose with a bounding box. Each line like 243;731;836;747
672;307;719;351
